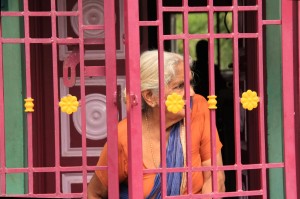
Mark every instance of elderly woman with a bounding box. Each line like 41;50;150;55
88;50;225;198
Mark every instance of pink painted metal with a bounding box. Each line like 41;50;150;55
77;0;90;197
23;0;34;195
63;50;80;87
124;0;144;198
232;0;243;193
0;0;122;198
50;0;64;196
207;0;219;193
298;3;300;194
281;1;298;199
257;0;267;198
157;0;168;197
0;0;298;198
181;1;193;196
104;0;120;198
62;51;107;86
120;0;295;198
84;66;106;77
0;11;6;195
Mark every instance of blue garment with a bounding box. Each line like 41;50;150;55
146;122;183;198
119;122;183;199
119;182;128;199
190;97;193;109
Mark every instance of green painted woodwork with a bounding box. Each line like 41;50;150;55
266;0;285;198
2;0;27;194
1;0;285;197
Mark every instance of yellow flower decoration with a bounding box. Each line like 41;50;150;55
165;93;185;114
240;90;260;111
59;94;79;114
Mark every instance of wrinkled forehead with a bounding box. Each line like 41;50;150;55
168;61;193;83
173;61;193;77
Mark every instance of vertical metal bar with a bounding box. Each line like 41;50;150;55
257;1;267;198
232;0;242;192
208;0;215;95
77;0;88;197
50;0;61;196
124;0;144;198
208;0;218;194
157;0;167;197
216;13;221;67
281;0;298;198
298;4;300;194
23;0;34;194
299;0;300;96
104;0;120;198
0;12;6;196
182;0;193;195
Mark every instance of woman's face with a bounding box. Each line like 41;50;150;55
164;61;195;123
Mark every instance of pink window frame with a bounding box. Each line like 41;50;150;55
0;0;298;198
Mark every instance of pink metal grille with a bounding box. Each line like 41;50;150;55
124;0;144;197
0;0;120;198
0;0;298;198
0;9;5;196
281;1;298;199
128;0;295;198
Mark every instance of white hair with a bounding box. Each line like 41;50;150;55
140;50;192;91
139;50;192;110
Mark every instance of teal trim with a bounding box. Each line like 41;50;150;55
265;0;281;20
3;0;27;194
266;0;285;198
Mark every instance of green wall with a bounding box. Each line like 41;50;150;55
0;0;285;197
266;0;285;198
2;0;27;194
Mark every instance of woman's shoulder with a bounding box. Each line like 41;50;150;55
192;94;209;111
193;94;207;102
118;118;127;130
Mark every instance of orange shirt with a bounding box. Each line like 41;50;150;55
95;94;222;197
